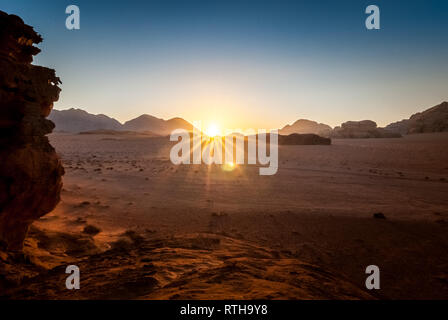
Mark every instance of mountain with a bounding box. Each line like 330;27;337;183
122;114;193;135
49;102;448;137
49;108;194;135
49;108;122;133
279;119;332;137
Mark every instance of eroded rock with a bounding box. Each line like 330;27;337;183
385;102;448;135
0;11;64;251
407;101;448;134
332;120;401;138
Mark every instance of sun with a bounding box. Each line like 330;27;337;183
205;123;221;137
222;161;236;172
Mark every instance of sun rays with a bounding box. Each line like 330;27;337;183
169;120;278;175
190;131;239;172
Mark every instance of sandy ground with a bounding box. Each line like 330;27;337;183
3;132;448;299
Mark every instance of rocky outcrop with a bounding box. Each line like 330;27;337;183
280;119;332;137
385;102;448;135
332;120;401;138
278;133;331;145
0;11;64;251
384;119;409;135
406;102;448;134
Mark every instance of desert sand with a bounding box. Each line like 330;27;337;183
2;132;448;299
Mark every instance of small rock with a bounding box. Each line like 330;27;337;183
373;212;386;219
83;225;101;235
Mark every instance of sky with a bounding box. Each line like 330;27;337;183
2;0;448;129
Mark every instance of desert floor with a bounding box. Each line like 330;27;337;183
3;132;448;299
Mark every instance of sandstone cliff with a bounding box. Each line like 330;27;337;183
406;101;448;134
384;102;448;135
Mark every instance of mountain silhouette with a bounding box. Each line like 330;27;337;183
49;108;193;135
49;108;122;133
123;114;192;135
50;101;448;137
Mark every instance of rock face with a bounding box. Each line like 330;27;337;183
406;101;448;134
49;108;122;133
384;119;410;135
332;120;401;138
0;11;64;251
280;119;332;137
385;102;448;135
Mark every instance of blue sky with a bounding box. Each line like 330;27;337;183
2;0;447;128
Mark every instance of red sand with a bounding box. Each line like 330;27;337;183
3;132;447;299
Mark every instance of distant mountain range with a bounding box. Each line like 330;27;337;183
49;108;192;135
50;101;448;137
279;101;448;138
49;109;122;133
122;114;192;135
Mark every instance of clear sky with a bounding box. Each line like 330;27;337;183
2;0;447;129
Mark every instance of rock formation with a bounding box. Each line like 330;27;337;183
0;11;64;251
278;133;331;145
384;119;409;135
385;102;448;135
280;119;332;137
332;120;400;138
405;101;448;134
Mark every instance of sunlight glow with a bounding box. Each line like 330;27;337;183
222;161;236;172
205;123;221;137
